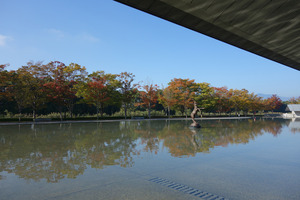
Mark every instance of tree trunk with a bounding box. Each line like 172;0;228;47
59;106;63;121
96;106;99;120
59;111;63;121
148;103;151;119
33;109;36;119
100;103;103;118
70;101;73;118
148;107;151;119
66;99;74;119
124;104;127;119
32;102;37;119
167;106;170;118
18;105;22;122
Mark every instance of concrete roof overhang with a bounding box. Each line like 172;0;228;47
115;0;300;71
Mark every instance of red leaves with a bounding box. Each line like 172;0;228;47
168;78;196;110
84;77;110;105
136;84;159;109
43;72;77;106
264;94;282;111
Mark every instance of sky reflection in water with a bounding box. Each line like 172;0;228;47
0;118;300;200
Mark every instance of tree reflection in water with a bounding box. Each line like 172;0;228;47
0;118;294;182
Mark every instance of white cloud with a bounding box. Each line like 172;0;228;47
79;33;100;43
47;29;99;43
0;34;12;46
47;28;65;38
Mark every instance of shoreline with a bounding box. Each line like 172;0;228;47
0;117;256;126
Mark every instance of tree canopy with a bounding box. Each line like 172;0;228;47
0;60;298;119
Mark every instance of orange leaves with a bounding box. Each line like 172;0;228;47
85;78;110;103
158;87;176;109
288;96;300;104
264;94;282;112
213;87;231;113
136;84;159;109
168;78;197;115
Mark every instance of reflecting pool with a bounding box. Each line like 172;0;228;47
1;118;300;200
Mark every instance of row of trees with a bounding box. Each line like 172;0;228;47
1;61;138;120
1;61;299;120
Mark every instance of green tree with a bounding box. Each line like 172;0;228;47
117;72;138;119
17;61;49;119
247;93;263;116
64;63;87;117
228;89;249;116
6;71;29;121
0;64;11;112
194;82;214;114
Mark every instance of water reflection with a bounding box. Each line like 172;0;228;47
0;119;295;183
289;118;300;133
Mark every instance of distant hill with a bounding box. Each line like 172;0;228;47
257;93;291;101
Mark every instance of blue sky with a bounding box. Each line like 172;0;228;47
1;0;299;98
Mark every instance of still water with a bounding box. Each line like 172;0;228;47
0;118;300;200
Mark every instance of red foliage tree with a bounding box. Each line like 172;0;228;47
213;86;231;115
264;94;282;113
168;78;197;117
43;61;77;120
158;86;176;118
84;77;110;119
136;84;159;119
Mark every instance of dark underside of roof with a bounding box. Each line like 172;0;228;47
115;0;300;71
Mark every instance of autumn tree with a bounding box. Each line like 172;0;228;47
17;61;49;119
213;87;231;115
76;71;119;119
247;93;263;116
168;78;197;118
288;96;300;104
92;71;121;109
6;71;29;121
43;61;79;120
264;94;282;113
228;89;250;116
158;86;176;118
63;63;87;117
84;77;108;119
136;83;159;119
117;72;138;119
194;82;214;114
0;64;10;104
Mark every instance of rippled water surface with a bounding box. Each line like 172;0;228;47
1;118;300;200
